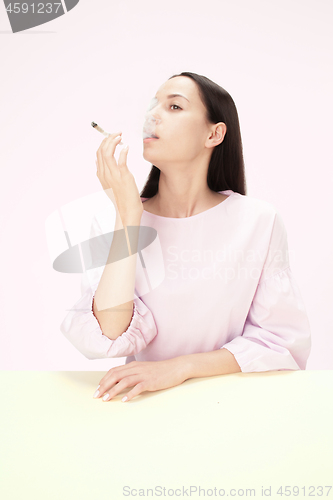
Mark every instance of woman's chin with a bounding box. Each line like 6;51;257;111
143;151;159;163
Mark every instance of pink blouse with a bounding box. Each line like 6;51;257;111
60;190;312;372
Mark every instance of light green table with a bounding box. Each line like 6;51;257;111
1;370;332;500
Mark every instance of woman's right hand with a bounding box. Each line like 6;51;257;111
96;132;144;221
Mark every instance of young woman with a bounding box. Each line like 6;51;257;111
60;72;312;402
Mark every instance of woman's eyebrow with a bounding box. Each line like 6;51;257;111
167;93;190;102
155;93;190;102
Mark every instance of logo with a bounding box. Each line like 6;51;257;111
45;190;166;309
3;0;80;33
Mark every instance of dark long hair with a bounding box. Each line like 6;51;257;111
140;71;247;198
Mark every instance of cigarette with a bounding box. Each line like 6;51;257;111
91;122;124;145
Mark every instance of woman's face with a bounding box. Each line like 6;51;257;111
142;76;214;167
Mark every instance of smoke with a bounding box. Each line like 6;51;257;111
142;97;161;139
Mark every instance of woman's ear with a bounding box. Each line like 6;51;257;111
207;122;227;147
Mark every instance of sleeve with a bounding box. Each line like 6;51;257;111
59;213;158;360
221;211;312;372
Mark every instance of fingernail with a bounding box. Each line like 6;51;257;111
93;385;100;398
122;396;128;402
102;393;110;401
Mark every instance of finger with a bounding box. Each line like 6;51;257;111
99;362;138;384
95;160;100;179
98;137;121;178
101;131;122;148
101;131;122;143
118;145;129;168
97;132;121;157
101;133;122;153
95;158;102;178
96;140;107;178
103;134;123;160
101;376;141;402
106;131;122;138
97;136;114;171
99;135;123;181
96;364;140;395
94;379;118;399
96;148;106;179
122;382;147;402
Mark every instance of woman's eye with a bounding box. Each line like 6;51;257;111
170;104;182;110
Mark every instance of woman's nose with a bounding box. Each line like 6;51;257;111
145;99;162;124
144;112;161;127
147;114;161;125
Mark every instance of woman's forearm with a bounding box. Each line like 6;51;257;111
180;348;242;380
92;210;143;340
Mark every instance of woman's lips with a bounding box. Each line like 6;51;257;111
143;137;159;143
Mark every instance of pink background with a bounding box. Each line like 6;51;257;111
0;0;332;370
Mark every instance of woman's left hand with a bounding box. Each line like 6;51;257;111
94;357;190;402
